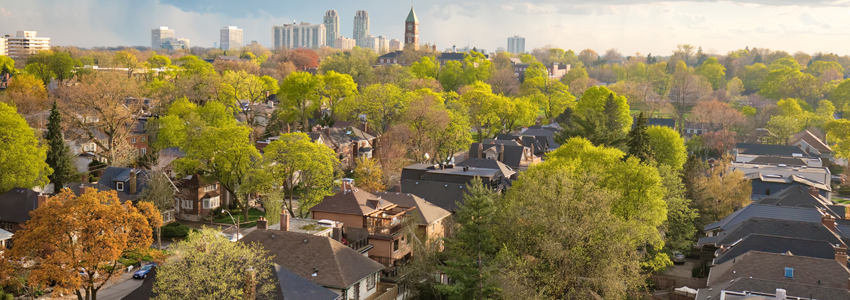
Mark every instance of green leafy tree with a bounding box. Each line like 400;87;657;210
319;47;377;86
575;86;632;132
521;74;576;122
221;70;279;130
0;102;50;193
764;115;801;145
45;102;76;192
277;72;322;132
263;133;338;217
147;54;172;69
153;229;277;300
697;57;726;90
439;60;464;92
740;63;768;93
320;71;358;121
24;62;55;85
435;110;473;163
646;125;688;171
437;180;501;300
657;165;698;253
759;68;819;103
627;112;652;163
829;79;850;111
353;157;385;193
690;157;751;226
0;55;14;75
140;171;176;250
461;51;493;84
355;83;408;135
410;56;440;79
561;67;588;86
454;82;499;141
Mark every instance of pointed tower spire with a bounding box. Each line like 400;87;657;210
406;7;418;23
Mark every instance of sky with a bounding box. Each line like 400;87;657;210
1;0;850;56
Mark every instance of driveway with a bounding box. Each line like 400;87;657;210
662;258;698;278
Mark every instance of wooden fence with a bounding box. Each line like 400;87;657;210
650;275;707;290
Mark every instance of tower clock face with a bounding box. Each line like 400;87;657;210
408;25;413;30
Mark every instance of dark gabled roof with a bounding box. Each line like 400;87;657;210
309;189;382;216
696;277;850;300
239;230;384;289
377;51;403;60
735;143;808;157
792;130;833;153
713;234;836;265
0;187;40;224
439;53;465;60
704;204;825;232
749;156;807;166
400;179;470;212
645;118;675;129
456;158;516;179
96;167;150;202
373;191;451;226
470;141;527;168
756;185;838;216
707;251;850;289
698;217;846;247
274;264;339;300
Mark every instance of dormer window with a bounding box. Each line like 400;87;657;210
784;267;794;278
116;182;124;191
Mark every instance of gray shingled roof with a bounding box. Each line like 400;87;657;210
749;156;807;166
0;188;41;224
456;158;516;179
274;264;339;300
400;179;470;212
713;234;837;265
469;142;526;168
698;217;846;247
792;130;832;153
239;230;384;289
756;185;840;217
704;204;825;232
707;251;850;289
696;277;850;300
96;167;150;202
735;143;808;156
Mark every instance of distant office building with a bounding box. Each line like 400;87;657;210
324;10;340;48
404;7;419;50
0;37;5;56
362;35;387;53
496;47;506;53
160;37;190;51
389;39;402;51
508;36;525;54
4;31;50;60
446;45;487;54
151;26;175;50
335;36;355;50
272;22;326;50
220;26;243;50
353;10;370;48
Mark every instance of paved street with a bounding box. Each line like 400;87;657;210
95;272;143;300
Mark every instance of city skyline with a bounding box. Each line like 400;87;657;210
2;0;850;55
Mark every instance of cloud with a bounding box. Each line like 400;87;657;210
0;7;11;17
674;13;710;28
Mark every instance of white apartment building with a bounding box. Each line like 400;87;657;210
324;10;340;49
220;26;243;50
151;27;175;50
508;36;525;54
0;37;5;56
353;10;370;48
160;37;190;50
4;31;51;60
389;39;402;52
272;22;326;50
335;36;355;51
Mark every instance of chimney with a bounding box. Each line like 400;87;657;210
82;173;88;183
243;266;257;300
396;181;401;192
332;226;343;242
477;143;483;158
836;244;848;266
810;186;820;197
37;193;49;208
79;184;87;195
281;212;290;232
499;144;505;162
775;289;786;300
341;181;348;193
129;170;137;194
256;216;268;230
823;214;837;231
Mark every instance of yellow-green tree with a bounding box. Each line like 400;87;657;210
697;57;726;90
263;133;338;217
277;71;322;132
354;157;385;193
0;102;50;193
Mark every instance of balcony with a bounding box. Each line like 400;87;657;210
342;227;371;253
364;282;398;300
367;222;405;237
366;206;415;238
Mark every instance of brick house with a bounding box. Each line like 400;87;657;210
173;175;226;221
126;118;149;157
311;125;376;171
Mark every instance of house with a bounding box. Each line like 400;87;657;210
0;228;12;249
240;229;395;300
755;185;844;218
735;143;810;157
96;167;150;203
705;251;850;290
733;143;823;167
400;180;470;212
703;204;826;236
467;140;540;169
372;191;452;246
512;62;570;81
376;51;404;66
731;162;832;197
309;187;415;277
455;158;518;181
174;175;225;221
712;234;840;266
126;118;149;157
744;173;832;199
695;277;850;300
64;128;109;173
0;188;48;233
304;126;376;171
698;217;849;248
401;163;512;191
790;130;833;161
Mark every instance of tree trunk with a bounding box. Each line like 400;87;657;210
157;226;162;250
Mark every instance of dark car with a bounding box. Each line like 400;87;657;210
133;263;157;279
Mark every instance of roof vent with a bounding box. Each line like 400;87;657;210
312;267;318;277
303;238;308;243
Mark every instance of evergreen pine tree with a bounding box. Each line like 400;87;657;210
602;93;628;148
437;179;500;300
45;101;75;192
627;112;652;163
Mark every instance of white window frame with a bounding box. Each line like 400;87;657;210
367;273;377;291
204;184;217;192
131;137;137;143
210;196;220;208
182;200;193;209
116;182;124;191
140;148;146;156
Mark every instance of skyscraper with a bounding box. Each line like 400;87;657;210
220;26;243;50
404;7;419;51
508;36;525;54
151;26;175;50
324;10;339;48
272;22;326;50
353;10;370;48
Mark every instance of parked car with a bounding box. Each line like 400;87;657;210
133;263;158;279
672;251;686;264
219;232;243;242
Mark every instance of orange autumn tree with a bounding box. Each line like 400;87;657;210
8;188;162;300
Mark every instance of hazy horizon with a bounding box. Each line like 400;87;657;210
2;0;850;56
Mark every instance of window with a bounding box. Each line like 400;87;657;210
2;223;11;231
140;148;146;156
203;198;210;209
162;210;174;223
141;136;146;142
116;182;124;191
182;200;193;209
367;273;377;291
203;196;221;209
131;137;137;143
393;239;400;252
784;267;794;278
204;184;217;192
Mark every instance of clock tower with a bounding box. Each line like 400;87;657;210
404;7;419;51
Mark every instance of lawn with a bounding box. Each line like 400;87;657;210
213;208;265;225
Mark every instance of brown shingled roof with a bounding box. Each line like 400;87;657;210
374;192;451;226
309;189;383;216
708;250;850;289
